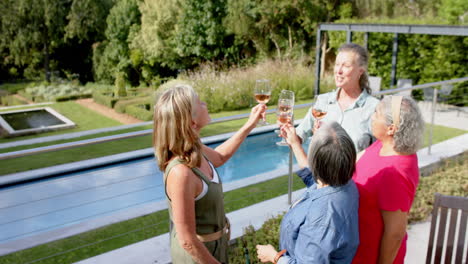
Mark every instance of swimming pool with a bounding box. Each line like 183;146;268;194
0;129;308;245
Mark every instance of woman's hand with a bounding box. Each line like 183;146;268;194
246;103;267;128
280;124;300;147
312;119;322;134
256;244;277;263
280;124;308;168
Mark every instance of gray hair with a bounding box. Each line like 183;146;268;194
378;96;425;154
307;122;356;186
338;43;371;94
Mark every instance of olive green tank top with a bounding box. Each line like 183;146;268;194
164;158;229;263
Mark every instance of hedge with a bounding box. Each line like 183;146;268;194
125;104;153;121
113;96;150;113
92;91;119;108
55;93;93;102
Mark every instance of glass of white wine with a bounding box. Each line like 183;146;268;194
276;90;294;146
254;79;272;125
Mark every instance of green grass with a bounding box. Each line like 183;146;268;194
0;102;122;144
0;175;305;264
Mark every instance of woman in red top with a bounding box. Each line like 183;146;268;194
352;96;424;264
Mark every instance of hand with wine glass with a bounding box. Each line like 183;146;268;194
311;104;328;133
276;90;294;146
254;79;272;125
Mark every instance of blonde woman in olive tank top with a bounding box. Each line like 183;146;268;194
153;84;266;263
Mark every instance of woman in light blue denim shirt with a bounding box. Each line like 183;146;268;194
295;43;379;152
256;122;359;264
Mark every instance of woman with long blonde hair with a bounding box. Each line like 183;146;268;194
153;84;266;263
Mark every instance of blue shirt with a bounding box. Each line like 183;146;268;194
296;88;379;151
278;171;360;264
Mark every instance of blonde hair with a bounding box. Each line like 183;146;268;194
153;84;202;171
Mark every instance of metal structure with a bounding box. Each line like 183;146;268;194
314;23;468;95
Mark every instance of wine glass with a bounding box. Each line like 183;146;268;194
311;104;328;130
254;79;272;125
276;90;295;146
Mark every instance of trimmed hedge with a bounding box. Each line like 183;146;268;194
55;93;93;102
114;97;148;113
92;91;119;108
125;104;153;121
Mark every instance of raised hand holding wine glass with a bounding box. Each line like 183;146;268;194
311;103;327;132
254;79;272;125
276;90;294;146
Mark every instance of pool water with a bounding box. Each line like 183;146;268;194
0;131;308;243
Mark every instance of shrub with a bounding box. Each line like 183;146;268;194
159;59;315;113
114;72;127;98
125;104;153;121
114;97;150;113
92;91;119;108
19;83;92;102
55;93;93;102
229;214;284;264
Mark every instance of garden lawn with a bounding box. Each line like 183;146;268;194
0;101;121;144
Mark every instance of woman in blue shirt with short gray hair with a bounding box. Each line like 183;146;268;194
256;122;359;264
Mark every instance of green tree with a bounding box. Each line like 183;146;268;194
225;0;332;59
65;0;114;42
439;0;468;24
92;0;141;84
0;0;71;81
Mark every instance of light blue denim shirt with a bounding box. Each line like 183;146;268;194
278;176;360;264
296;88;379;151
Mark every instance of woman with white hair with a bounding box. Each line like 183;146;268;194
256;122;360;264
153;84;266;263
352;95;425;264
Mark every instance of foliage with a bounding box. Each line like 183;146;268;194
125;104;153;121
21;83;92;102
164;59;315;113
229;215;283;264
114;72;127;98
65;0;114;42
438;0;468;24
114;97;151;113
410;155;468;222
0;0;70;81
224;0;329;60
92;90;119;108
92;0;141;84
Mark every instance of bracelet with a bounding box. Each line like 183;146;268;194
273;249;287;264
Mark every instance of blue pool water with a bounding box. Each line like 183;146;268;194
0;130;308;243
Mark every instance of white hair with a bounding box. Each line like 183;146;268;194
379;96;425;154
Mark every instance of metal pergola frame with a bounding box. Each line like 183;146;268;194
314;23;468;96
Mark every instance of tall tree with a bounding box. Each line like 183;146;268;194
92;0;141;83
0;0;71;81
65;0;114;42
